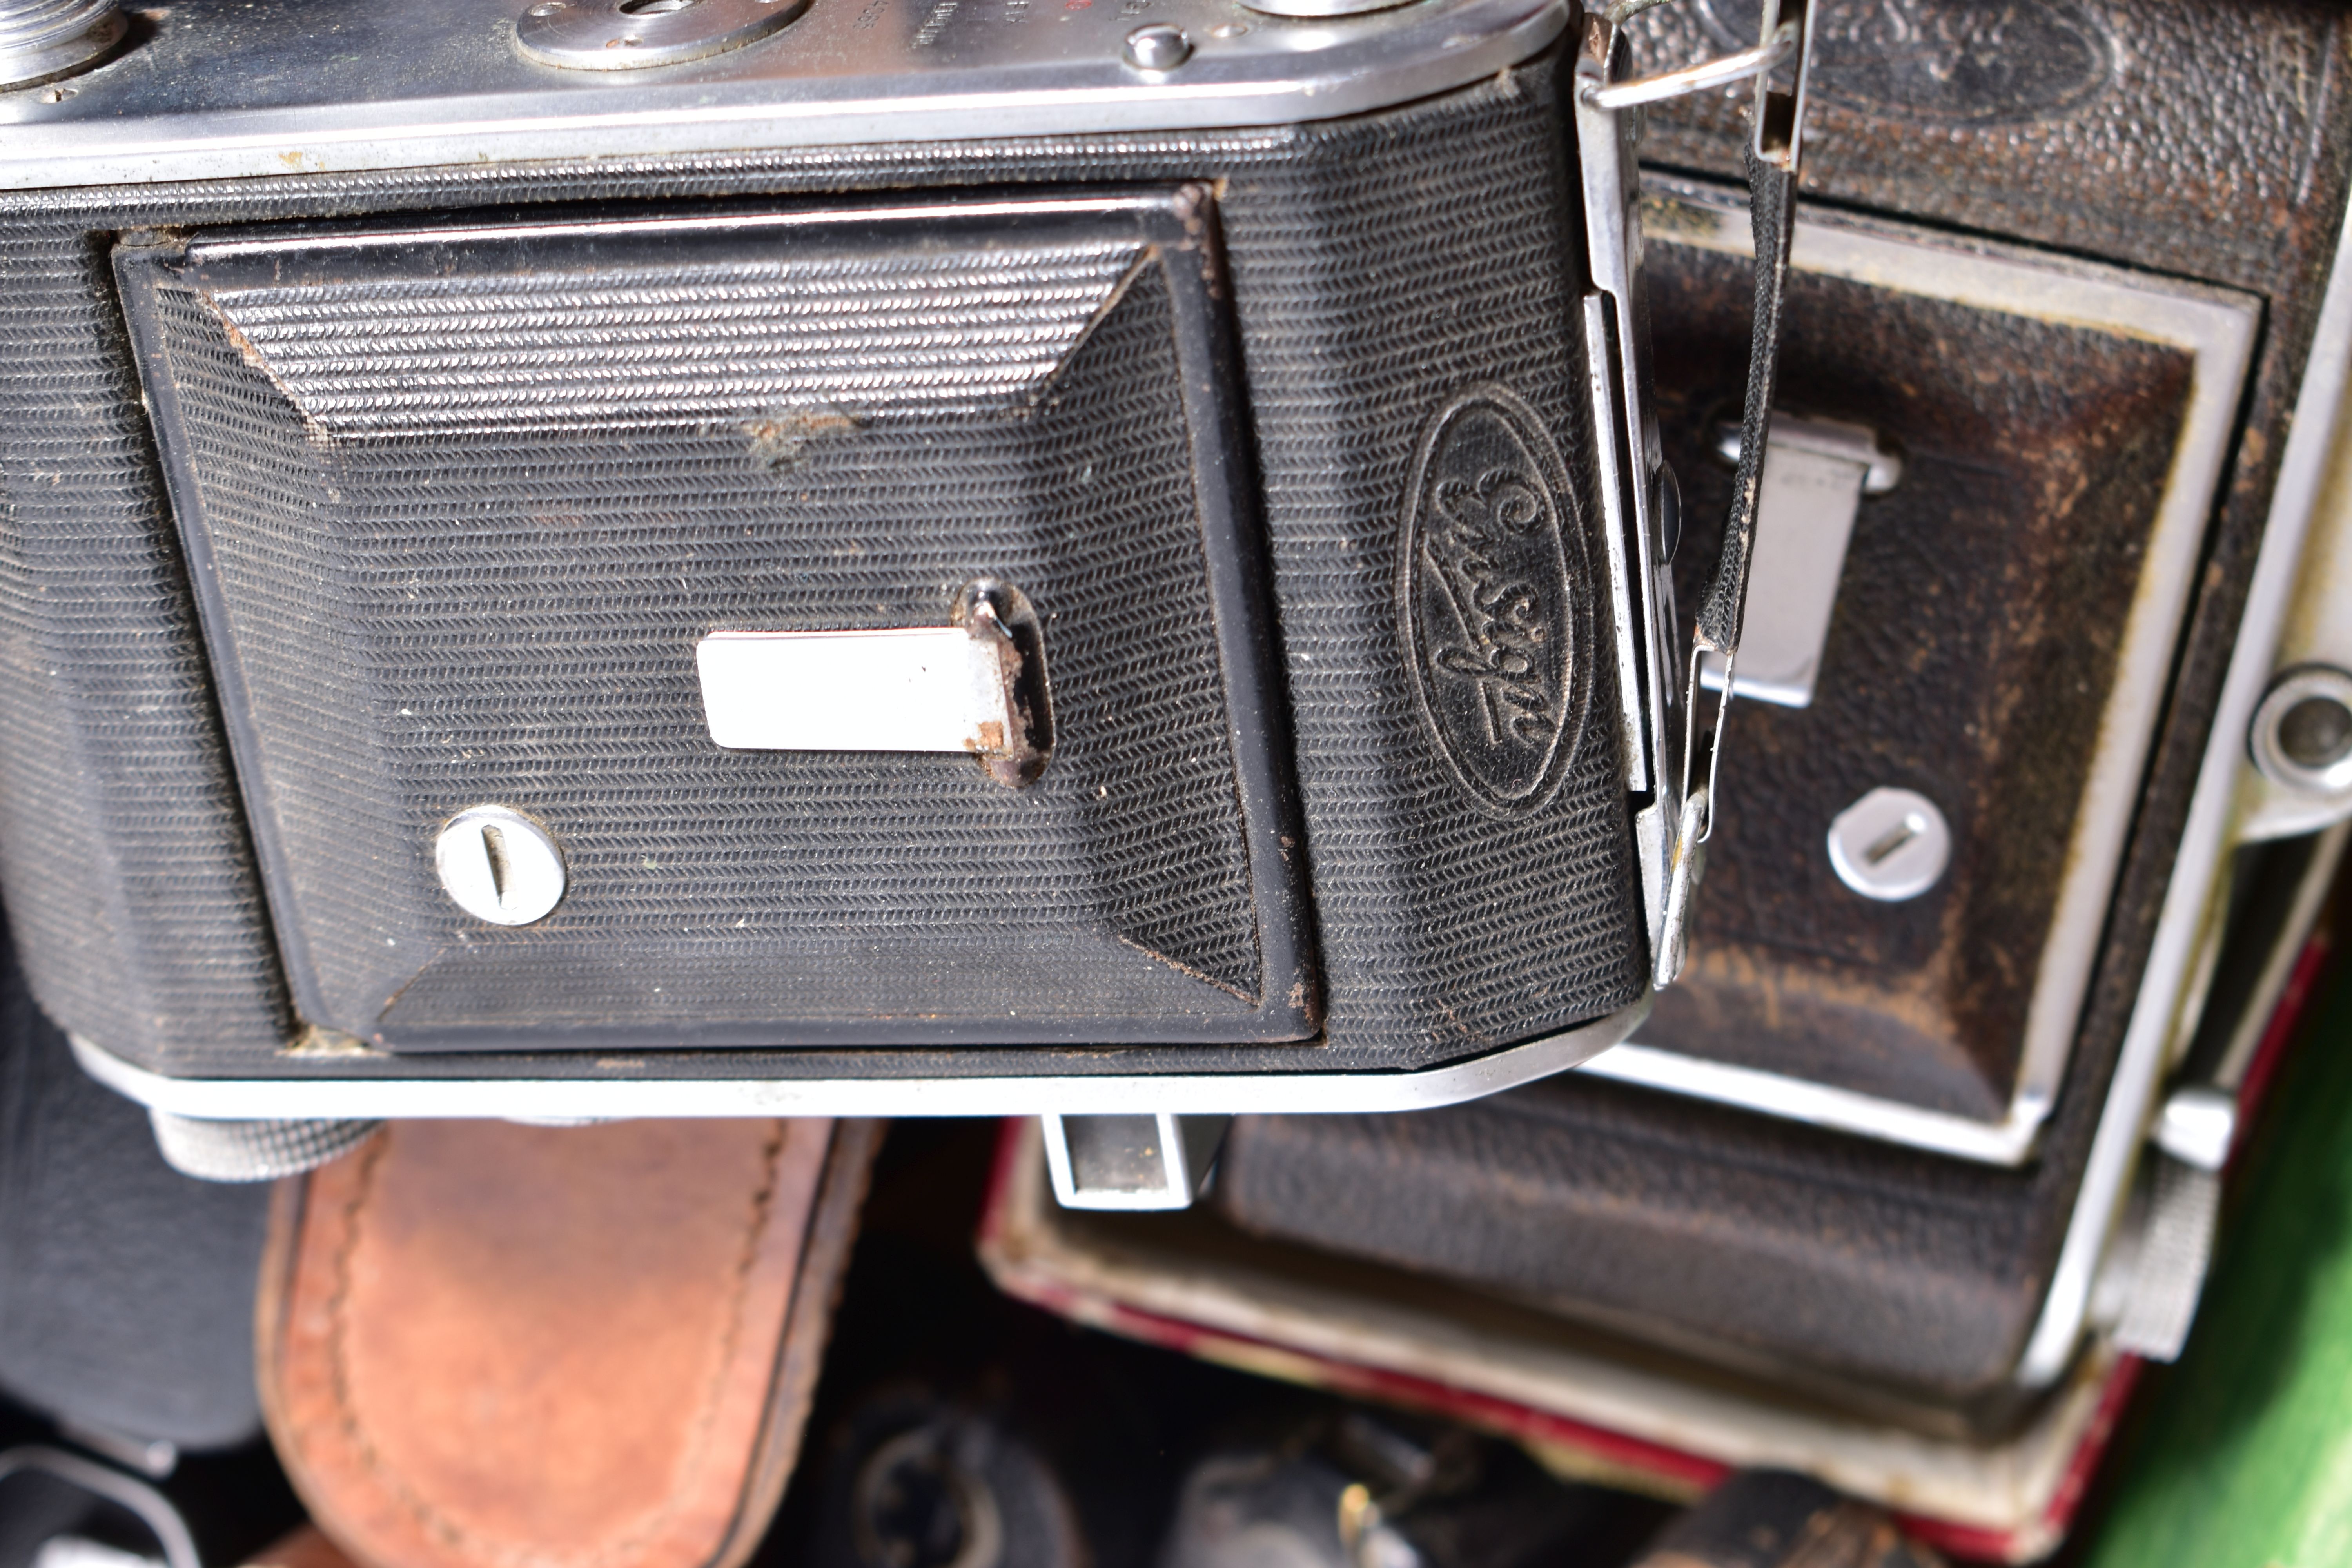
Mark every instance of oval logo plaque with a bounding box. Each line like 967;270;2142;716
1399;387;1588;815
1695;0;2114;126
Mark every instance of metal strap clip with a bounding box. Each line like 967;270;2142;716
1578;18;1799;111
1578;0;1818;987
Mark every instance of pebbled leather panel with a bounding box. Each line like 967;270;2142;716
1643;221;2197;1118
1198;0;2352;1404
1630;0;2348;303
1214;1078;2049;1403
1627;0;2352;1124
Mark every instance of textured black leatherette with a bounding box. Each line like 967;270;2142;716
0;54;1648;1077
117;200;1309;1050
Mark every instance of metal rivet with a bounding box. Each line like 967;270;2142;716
1123;22;1191;70
434;805;567;926
1826;786;1950;902
2250;665;2352;798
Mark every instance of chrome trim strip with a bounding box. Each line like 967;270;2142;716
1579;1042;2041;1164
2014;192;2352;1388
66;995;1648;1121
0;0;1568;191
1609;191;2261;1167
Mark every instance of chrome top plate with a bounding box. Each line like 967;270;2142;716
0;0;1566;191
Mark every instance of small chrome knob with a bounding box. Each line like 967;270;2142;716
1123;23;1191;71
2250;665;2352;799
0;0;125;91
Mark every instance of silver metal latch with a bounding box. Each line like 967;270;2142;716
1701;414;1902;708
1040;1113;1232;1211
696;579;1053;787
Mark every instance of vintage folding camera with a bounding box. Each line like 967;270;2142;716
0;0;1829;1158
12;0;2352;1495
974;0;2352;1549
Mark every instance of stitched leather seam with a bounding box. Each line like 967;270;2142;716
316;1125;790;1568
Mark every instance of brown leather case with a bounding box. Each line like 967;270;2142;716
256;1118;880;1568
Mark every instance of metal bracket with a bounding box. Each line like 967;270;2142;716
2092;1152;2223;1363
1579;18;1797;111
1040;1113;1231;1211
1575;0;1818;988
1700;414;1901;708
1572;6;1684;966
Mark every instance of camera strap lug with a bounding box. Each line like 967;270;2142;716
1577;7;1799;112
1575;0;1817;987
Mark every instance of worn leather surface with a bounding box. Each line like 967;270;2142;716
1628;0;2352;1101
1645;207;2196;1117
1210;196;2212;1401
1216;1080;2038;1404
259;1118;877;1568
0;931;269;1449
0;58;1645;1084
1218;0;2352;1410
1631;0;2348;304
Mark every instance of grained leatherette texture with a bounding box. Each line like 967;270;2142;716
0;53;1648;1076
1643;225;2197;1120
1628;0;2352;1118
1216;1082;2038;1403
124;226;1279;1047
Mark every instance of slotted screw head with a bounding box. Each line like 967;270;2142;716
1826;787;1950;902
435;805;567;926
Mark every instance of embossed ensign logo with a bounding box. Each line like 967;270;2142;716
1695;0;2114;125
1399;387;1588;815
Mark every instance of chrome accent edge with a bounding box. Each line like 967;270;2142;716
0;0;1569;191
2014;191;2352;1388
66;995;1649;1120
1581;1039;2042;1164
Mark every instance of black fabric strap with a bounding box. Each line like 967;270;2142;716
1695;145;1797;658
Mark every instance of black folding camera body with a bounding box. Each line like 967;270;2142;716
7;0;2352;1451
2;0;1688;1113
